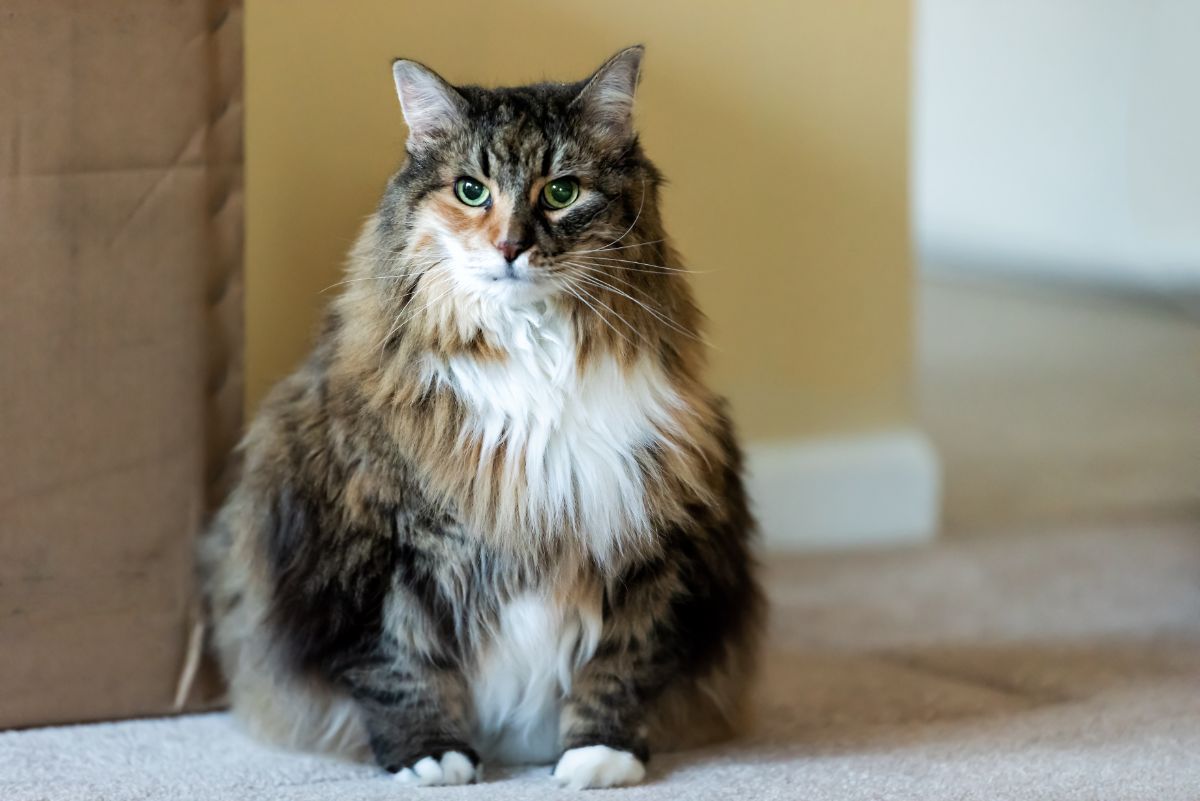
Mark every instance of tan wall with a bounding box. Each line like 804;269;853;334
245;0;913;442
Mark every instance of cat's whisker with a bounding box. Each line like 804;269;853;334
393;279;459;328
320;271;428;293
561;261;658;298
573;282;657;349
568;276;662;345
565;238;666;256
565;268;706;344
563;265;711;347
571;255;706;274
575;281;657;349
558;281;631;347
326;251;446;289
558;278;638;348
362;246;406;258
374;267;457;365
565;254;675;273
566;261;705;342
569;259;698;277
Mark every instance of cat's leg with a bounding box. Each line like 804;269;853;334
554;526;762;790
554;628;652;789
552;559;670;790
340;658;478;786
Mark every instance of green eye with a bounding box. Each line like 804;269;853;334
542;177;580;210
454;177;490;207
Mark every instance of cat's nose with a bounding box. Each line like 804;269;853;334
496;239;531;264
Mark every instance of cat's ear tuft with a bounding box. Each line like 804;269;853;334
573;45;644;143
391;59;466;146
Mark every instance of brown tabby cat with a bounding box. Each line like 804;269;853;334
199;46;763;790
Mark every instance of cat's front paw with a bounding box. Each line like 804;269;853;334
553;745;646;790
393;750;477;786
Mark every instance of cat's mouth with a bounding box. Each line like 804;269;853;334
489;262;524;282
478;262;556;305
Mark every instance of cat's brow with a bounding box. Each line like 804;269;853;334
479;146;491;179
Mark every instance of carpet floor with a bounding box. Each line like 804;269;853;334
3;519;1198;800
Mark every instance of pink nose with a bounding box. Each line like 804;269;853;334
496;239;531;263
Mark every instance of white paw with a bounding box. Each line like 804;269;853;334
394;751;477;786
553;745;646;790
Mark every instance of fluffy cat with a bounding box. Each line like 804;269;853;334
199;46;763;790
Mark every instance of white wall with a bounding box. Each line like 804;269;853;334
914;0;1200;291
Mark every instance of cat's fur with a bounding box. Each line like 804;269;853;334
199;46;763;789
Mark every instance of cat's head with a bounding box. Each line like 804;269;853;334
379;46;663;309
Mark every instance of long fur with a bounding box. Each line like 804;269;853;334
199;46;763;785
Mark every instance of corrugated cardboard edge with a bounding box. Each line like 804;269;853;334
176;0;245;713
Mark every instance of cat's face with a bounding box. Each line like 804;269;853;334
387;47;650;307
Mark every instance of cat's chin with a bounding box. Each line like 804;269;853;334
475;276;558;308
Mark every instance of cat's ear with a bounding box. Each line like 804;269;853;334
391;59;466;146
573;45;644;143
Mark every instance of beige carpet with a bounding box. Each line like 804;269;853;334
3;519;1199;800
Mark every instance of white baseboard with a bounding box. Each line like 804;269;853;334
746;429;941;550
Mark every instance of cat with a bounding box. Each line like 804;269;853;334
199;45;763;790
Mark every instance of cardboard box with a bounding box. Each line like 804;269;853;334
0;0;243;728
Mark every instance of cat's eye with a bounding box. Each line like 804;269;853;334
454;177;490;207
542;177;580;210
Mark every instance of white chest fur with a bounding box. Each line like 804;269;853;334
428;303;683;556
470;590;602;764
